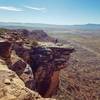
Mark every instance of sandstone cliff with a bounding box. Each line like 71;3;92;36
0;58;55;100
0;29;74;99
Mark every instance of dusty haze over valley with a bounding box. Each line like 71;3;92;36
0;0;100;100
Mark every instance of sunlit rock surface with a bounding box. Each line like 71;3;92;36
13;41;74;96
0;41;55;100
0;30;74;98
0;62;55;100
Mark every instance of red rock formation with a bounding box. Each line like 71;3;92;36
11;41;74;97
0;41;12;67
27;43;74;97
44;71;60;97
0;30;75;98
0;41;11;58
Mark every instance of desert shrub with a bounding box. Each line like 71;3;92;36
31;40;38;47
0;28;8;33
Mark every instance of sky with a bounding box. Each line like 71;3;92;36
0;0;100;25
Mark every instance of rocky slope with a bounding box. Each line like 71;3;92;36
0;29;74;99
0;57;56;100
0;28;55;42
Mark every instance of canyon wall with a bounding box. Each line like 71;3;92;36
0;29;74;98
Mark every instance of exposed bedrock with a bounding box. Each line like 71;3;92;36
0;40;74;98
13;41;75;97
0;41;55;100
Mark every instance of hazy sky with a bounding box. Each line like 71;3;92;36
0;0;100;25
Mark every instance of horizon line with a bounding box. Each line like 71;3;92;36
0;21;100;26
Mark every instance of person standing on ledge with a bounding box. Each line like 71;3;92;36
55;39;58;44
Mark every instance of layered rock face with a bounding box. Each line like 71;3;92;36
0;41;55;100
0;29;74;98
13;42;74;97
0;29;55;42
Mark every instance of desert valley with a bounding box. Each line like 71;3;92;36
0;23;100;100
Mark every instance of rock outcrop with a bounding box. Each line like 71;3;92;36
0;41;55;100
0;60;55;100
12;41;74;97
0;29;75;99
0;29;55;42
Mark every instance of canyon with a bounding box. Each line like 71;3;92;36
0;29;74;100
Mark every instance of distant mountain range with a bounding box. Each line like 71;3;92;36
0;22;100;32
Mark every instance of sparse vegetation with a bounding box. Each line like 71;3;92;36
51;32;100;100
31;40;38;46
0;28;9;33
